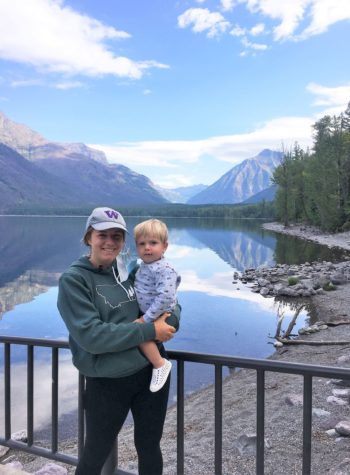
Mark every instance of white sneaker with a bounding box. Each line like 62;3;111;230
150;360;172;392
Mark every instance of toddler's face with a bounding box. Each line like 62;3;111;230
136;235;168;264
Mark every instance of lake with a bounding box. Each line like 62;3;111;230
0;215;348;435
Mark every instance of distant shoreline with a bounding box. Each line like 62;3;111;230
263;221;350;251
0;214;268;219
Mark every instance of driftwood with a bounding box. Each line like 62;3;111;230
325;320;350;327
274;304;304;339
276;337;350;346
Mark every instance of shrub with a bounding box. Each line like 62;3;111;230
288;276;299;286
341;221;350;232
323;282;337;291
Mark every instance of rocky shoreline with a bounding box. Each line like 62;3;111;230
3;222;350;474
262;222;350;251
239;259;350;299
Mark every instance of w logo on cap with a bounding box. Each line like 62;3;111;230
85;207;128;233
105;210;119;219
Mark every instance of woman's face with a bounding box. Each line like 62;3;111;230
88;228;125;267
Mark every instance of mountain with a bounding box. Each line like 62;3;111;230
157;184;208;203
0;143;84;211
0;111;107;163
0;112;168;211
188;149;283;205
242;184;277;204
0;111;47;150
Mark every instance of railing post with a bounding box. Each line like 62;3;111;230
177;360;185;475
52;347;59;453
78;374;85;458
256;369;265;474
27;345;34;446
214;364;222;475
302;375;312;474
4;342;11;440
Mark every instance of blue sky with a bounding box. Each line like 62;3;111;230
0;0;350;188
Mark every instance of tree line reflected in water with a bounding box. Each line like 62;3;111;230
0;216;347;318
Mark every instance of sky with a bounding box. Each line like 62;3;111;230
0;0;350;189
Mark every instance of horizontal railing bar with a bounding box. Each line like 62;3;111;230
1;336;350;380
0;438;78;465
0;335;69;349
167;350;350;380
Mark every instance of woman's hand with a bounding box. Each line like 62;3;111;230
154;312;176;342
134;316;145;324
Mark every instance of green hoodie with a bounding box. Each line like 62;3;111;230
57;256;180;378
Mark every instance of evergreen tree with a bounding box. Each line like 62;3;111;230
273;103;350;231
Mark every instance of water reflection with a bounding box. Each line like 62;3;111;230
0;350;79;436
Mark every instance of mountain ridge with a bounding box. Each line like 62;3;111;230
0;112;168;212
188;149;282;204
0;111;282;211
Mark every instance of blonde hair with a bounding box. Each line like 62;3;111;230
134;219;168;244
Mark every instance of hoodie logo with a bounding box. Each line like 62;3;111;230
96;283;136;309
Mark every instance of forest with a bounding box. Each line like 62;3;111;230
6;201;275;219
273;103;350;232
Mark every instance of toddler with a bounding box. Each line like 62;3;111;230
134;219;180;392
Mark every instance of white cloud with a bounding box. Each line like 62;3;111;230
54;80;85;90
230;24;246;36
242;0;309;40
0;0;169;79
91;116;313;172
240;0;350;41
307;82;350;115
156;174;194;189
241;36;268;50
179;1;349;48
143;89;152;95
178;8;230;38
221;0;236;12
10;79;44;87
299;0;350;39
91;83;349;187
250;22;265;35
90;140;204;168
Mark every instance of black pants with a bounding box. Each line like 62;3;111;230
76;364;170;475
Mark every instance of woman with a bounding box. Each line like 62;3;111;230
57;207;180;475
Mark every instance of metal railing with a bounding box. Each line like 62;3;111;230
1;335;350;474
